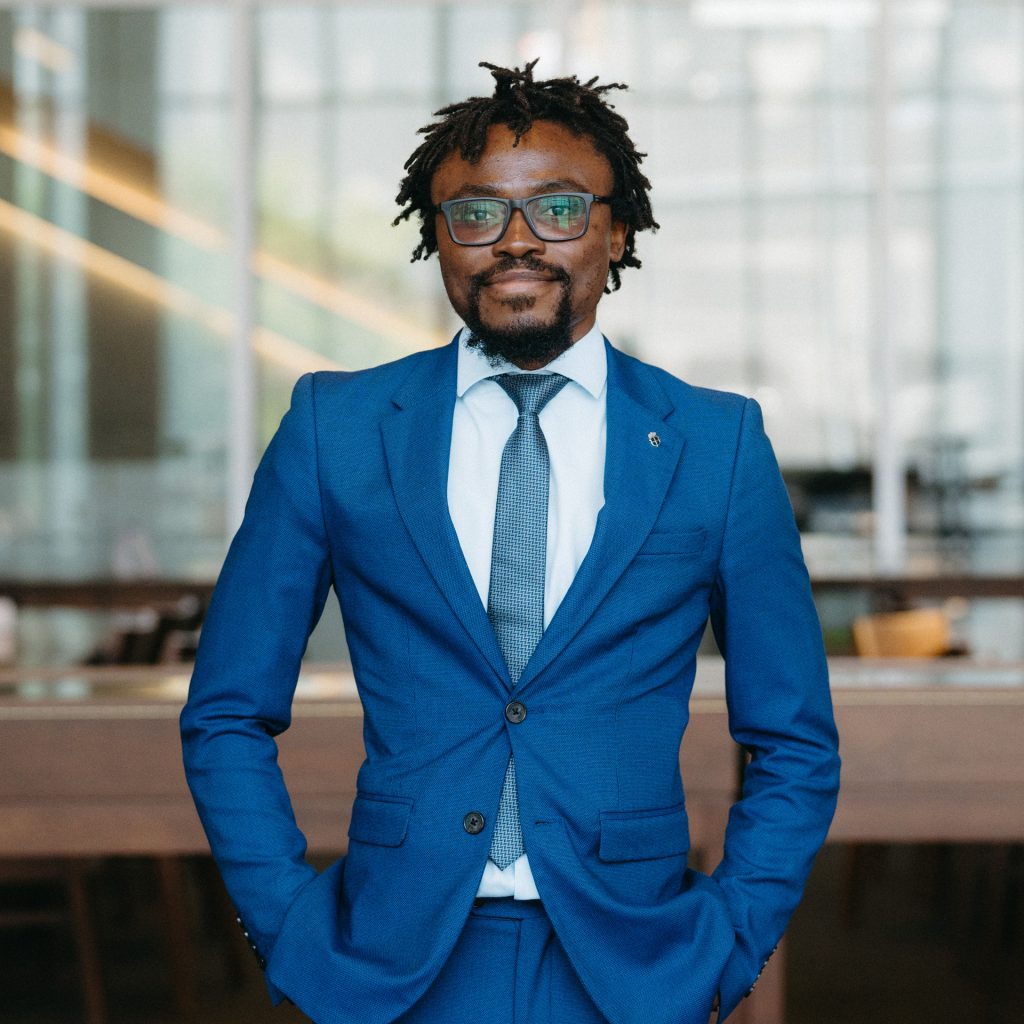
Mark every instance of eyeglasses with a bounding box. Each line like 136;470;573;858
435;192;614;246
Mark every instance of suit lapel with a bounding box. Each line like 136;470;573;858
517;341;685;690
381;340;510;688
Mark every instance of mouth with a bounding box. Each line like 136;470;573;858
483;270;558;292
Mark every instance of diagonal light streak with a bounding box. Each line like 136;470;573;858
0;124;446;352
0;126;225;250
0;198;341;377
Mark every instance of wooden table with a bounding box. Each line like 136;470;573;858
0;663;739;1022
4;658;1023;1023
0;663;738;858
826;658;1024;842
810;574;1024;599
7;659;1022;849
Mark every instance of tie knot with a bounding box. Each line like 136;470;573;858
492;372;569;416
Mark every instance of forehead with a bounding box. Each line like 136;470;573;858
430;120;615;200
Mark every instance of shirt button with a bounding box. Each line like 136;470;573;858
505;700;527;724
463;811;486;834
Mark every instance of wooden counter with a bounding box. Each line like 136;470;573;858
0;664;738;858
826;658;1024;842
4;657;1023;1024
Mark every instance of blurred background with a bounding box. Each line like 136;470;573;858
0;1;1022;1022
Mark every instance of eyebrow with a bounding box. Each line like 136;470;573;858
445;178;593;200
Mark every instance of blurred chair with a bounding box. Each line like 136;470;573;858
851;607;953;658
95;598;204;1019
85;594;204;666
0;858;106;1023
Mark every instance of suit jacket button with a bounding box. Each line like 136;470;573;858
464;811;486;834
505;701;527;724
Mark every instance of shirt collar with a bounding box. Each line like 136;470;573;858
456;322;606;399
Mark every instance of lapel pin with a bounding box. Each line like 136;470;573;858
648;431;661;448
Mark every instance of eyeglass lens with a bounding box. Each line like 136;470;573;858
448;194;588;244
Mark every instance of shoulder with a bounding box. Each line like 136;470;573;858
295;343;455;416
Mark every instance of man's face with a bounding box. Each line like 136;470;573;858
430;120;628;369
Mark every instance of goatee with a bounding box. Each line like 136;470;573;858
463;258;574;368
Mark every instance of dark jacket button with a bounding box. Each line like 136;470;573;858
505;700;527;724
463;811;486;834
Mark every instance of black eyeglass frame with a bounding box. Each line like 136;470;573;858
434;192;615;246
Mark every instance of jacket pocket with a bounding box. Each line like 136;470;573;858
347;793;413;848
598;801;690;862
635;528;706;557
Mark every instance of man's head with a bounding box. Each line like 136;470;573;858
394;60;658;368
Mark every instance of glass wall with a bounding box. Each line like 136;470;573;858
0;4;234;579
1;1;1022;659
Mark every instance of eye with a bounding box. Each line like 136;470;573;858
453;200;503;224
534;198;569;220
530;194;586;234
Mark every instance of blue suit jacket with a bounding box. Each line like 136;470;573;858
180;337;840;1024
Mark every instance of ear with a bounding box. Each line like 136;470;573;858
609;219;629;263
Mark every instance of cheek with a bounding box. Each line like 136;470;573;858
572;245;612;302
437;251;473;306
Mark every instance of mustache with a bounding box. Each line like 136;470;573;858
471;256;571;289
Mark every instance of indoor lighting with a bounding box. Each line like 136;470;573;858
0;198;340;377
13;27;76;75
0;126;446;354
692;0;951;29
0;127;223;250
693;0;879;27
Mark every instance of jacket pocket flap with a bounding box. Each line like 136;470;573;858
636;528;706;557
599;802;690;862
348;793;413;848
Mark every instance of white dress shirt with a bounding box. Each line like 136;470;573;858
447;322;607;899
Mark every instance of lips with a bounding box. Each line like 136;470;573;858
485;270;556;286
469;260;569;300
483;270;560;298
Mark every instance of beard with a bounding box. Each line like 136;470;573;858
463;257;575;368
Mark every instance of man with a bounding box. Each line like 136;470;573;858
181;61;840;1024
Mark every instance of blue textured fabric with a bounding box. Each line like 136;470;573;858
180;337;841;1024
395;899;606;1023
487;373;569;870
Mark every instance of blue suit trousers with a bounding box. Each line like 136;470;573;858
395;899;607;1024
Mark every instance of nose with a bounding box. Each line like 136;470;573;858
492;208;545;258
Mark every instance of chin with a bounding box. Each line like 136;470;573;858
464;309;575;369
481;309;556;337
476;289;566;335
462;269;576;367
481;289;543;317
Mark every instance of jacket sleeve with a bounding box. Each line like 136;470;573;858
708;398;841;1019
179;372;333;987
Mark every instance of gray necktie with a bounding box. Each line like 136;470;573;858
487;372;569;870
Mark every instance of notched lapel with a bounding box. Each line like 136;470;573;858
381;343;510;687
518;343;686;690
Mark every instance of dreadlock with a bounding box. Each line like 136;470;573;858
394;59;658;292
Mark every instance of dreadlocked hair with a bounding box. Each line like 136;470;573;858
393;59;658;292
